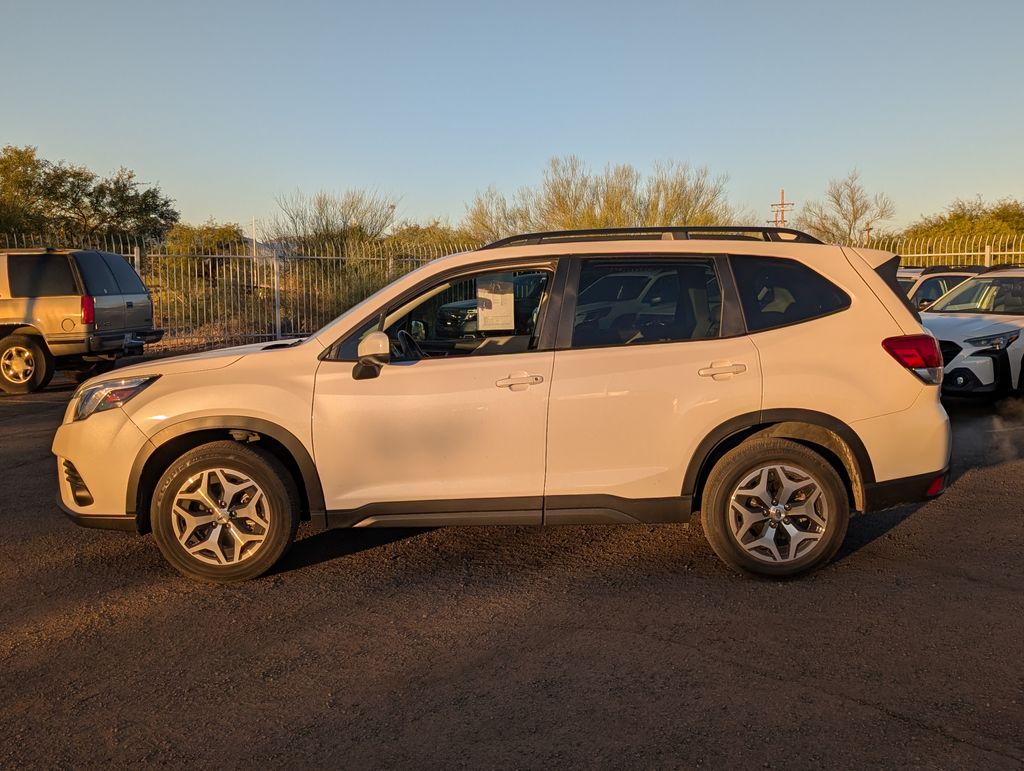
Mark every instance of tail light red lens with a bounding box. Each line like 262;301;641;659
81;295;95;325
882;335;943;384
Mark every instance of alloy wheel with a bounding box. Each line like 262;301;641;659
171;468;271;566
728;464;828;563
1;346;35;384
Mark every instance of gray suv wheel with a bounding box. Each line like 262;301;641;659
0;334;55;394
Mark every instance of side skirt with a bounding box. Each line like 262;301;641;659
316;495;693;530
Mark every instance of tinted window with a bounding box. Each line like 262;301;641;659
7;254;78;297
101;253;147;294
731;256;850;332
578;274;648;303
572;259;721;348
73;252;120;296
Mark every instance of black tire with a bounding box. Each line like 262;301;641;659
700;438;849;578
151;441;300;582
0;334;55;394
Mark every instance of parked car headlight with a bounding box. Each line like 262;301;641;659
964;331;1020;351
73;375;160;421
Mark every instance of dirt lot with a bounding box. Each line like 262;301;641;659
1;382;1022;769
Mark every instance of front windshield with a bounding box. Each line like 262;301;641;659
928;277;1024;315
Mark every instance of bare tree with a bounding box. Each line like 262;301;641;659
264;188;398;251
795;170;895;244
461;156;736;242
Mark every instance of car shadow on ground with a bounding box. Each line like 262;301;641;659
272;527;427;575
833;503;923;564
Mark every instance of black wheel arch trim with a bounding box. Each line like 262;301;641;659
682;409;875;512
126;416;325;519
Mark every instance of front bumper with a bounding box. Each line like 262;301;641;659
52;406;154;530
940;345;1012;397
863;468;949;512
57;496;137;531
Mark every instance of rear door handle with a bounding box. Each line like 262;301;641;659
496;372;545;391
698;361;747;381
126;301;134;308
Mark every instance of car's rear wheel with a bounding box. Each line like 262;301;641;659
0;334;55;394
700;438;849;578
151;441;300;582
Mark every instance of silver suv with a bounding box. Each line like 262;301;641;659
0;248;163;393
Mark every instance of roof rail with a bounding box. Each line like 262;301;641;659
480;226;823;250
920;264;987;275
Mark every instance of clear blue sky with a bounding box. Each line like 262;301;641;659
3;0;1022;233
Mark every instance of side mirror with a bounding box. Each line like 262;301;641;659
917;298;933;310
353;331;390;380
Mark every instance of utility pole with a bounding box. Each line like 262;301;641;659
769;189;794;227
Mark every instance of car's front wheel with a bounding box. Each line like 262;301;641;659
151;441;300;582
700;438;849;578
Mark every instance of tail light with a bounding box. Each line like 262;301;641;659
81;295;95;325
882;334;943;384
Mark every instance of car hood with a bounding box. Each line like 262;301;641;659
111;340;306;378
920;313;1024;341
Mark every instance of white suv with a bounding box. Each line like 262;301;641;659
920;267;1024;396
53;227;952;582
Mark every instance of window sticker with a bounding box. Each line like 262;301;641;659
477;273;516;330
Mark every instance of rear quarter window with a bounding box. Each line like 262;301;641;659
100;252;148;294
73;252;120;296
731;255;851;332
6;253;79;297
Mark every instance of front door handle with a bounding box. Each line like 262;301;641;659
698;361;747;381
496;372;545;391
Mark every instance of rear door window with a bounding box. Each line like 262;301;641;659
571;259;721;348
7;254;79;297
73;252;120;296
100;253;148;294
730;255;850;332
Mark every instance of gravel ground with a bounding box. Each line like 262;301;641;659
1;383;1022;769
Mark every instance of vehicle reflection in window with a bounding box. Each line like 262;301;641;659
572;259;721;348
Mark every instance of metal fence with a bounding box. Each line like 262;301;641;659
864;234;1024;267
4;230;1024;352
1;232;477;352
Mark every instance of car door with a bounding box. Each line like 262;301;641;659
312;260;563;523
543;255;762;521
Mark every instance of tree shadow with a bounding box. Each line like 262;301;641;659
271;527;427;575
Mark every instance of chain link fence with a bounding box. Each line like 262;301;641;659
5;230;1024;352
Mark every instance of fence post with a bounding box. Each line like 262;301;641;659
984;243;992;267
273;255;282;340
132;245;141;272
